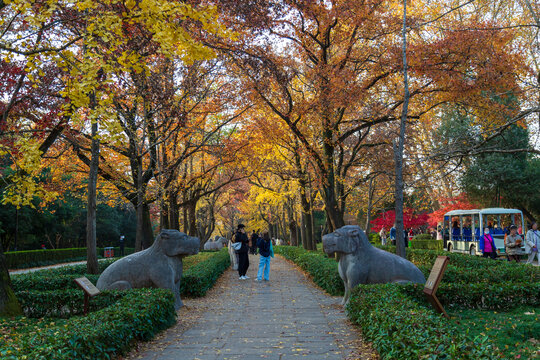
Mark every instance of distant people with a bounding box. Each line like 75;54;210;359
119;235;125;256
390;224;396;245
480;227;497;259
404;230;409;248
436;225;443;240
250;230;259;255
379;227;387;246
41;244;46;250
256;232;273;281
235;224;250;279
505;225;523;263
525;222;539;265
452;221;461;241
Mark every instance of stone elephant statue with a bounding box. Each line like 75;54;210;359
96;229;199;309
323;225;425;305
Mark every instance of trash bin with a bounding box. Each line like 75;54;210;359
104;247;114;258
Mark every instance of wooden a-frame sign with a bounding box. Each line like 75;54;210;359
74;277;101;315
423;256;449;318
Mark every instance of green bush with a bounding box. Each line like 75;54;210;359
410;234;443;250
180;249;231;297
368;232;381;244
6;247;134;269
275;246;344;296
1;289;176;360
347;284;497;360
15;289;125;318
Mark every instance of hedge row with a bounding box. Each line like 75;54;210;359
1;289;176;360
6;247;134;269
347;284;497;360
274;246;344;296
400;282;540;311
180;249;231;297
15;289;124;318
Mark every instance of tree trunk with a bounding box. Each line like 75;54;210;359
142;202;154;248
394;0;410;259
289;220;298;246
187;200;197;237
86;116;99;274
365;177;374;234
0;244;22;316
160;195;169;230
168;192;179;230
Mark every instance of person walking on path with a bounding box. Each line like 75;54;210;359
506;224;523;263
379;227;387;246
525;222;540;265
250;230;259;255
256;232;273;281
235;224;250;279
480;227;497;259
390;224;396;245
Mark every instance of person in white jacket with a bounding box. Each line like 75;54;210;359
525;222;539;265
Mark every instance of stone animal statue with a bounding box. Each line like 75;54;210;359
96;229;199;309
215;236;228;247
323;225;425;305
203;239;223;250
227;240;239;270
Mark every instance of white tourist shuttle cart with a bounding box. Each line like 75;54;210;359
442;208;525;256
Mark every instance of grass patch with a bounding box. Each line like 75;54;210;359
452;307;540;359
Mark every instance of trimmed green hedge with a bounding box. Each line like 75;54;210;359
15;289;124;318
1;289;176;360
275;246;344;296
410;234;443;250
347;284;496;359
180;249;231;297
6;247;134;269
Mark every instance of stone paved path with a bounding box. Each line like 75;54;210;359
127;254;377;360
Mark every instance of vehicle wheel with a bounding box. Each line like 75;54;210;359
470;245;476;256
448;243;453;252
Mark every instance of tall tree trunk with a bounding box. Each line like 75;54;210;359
135;160;145;252
142;202;154;248
86;115;99;274
300;213;307;249
0;244;22;316
168;192;179;230
160;195;169;230
365;176;374;234
187;200;197;237
393;0;410;259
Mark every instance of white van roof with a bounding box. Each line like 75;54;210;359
444;208;523;217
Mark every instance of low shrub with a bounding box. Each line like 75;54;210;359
180;249;231;297
368;233;381;244
410;234;443;250
347;284;497;360
275;246;344;296
1;289;176;360
6;247;134;269
15;289;124;318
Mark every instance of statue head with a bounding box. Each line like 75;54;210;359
322;225;369;255
156;229;200;257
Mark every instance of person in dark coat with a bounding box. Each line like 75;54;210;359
256;232;273;281
250;230;259;255
235;224;250;279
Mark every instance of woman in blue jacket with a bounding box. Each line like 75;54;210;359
256;232;273;281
